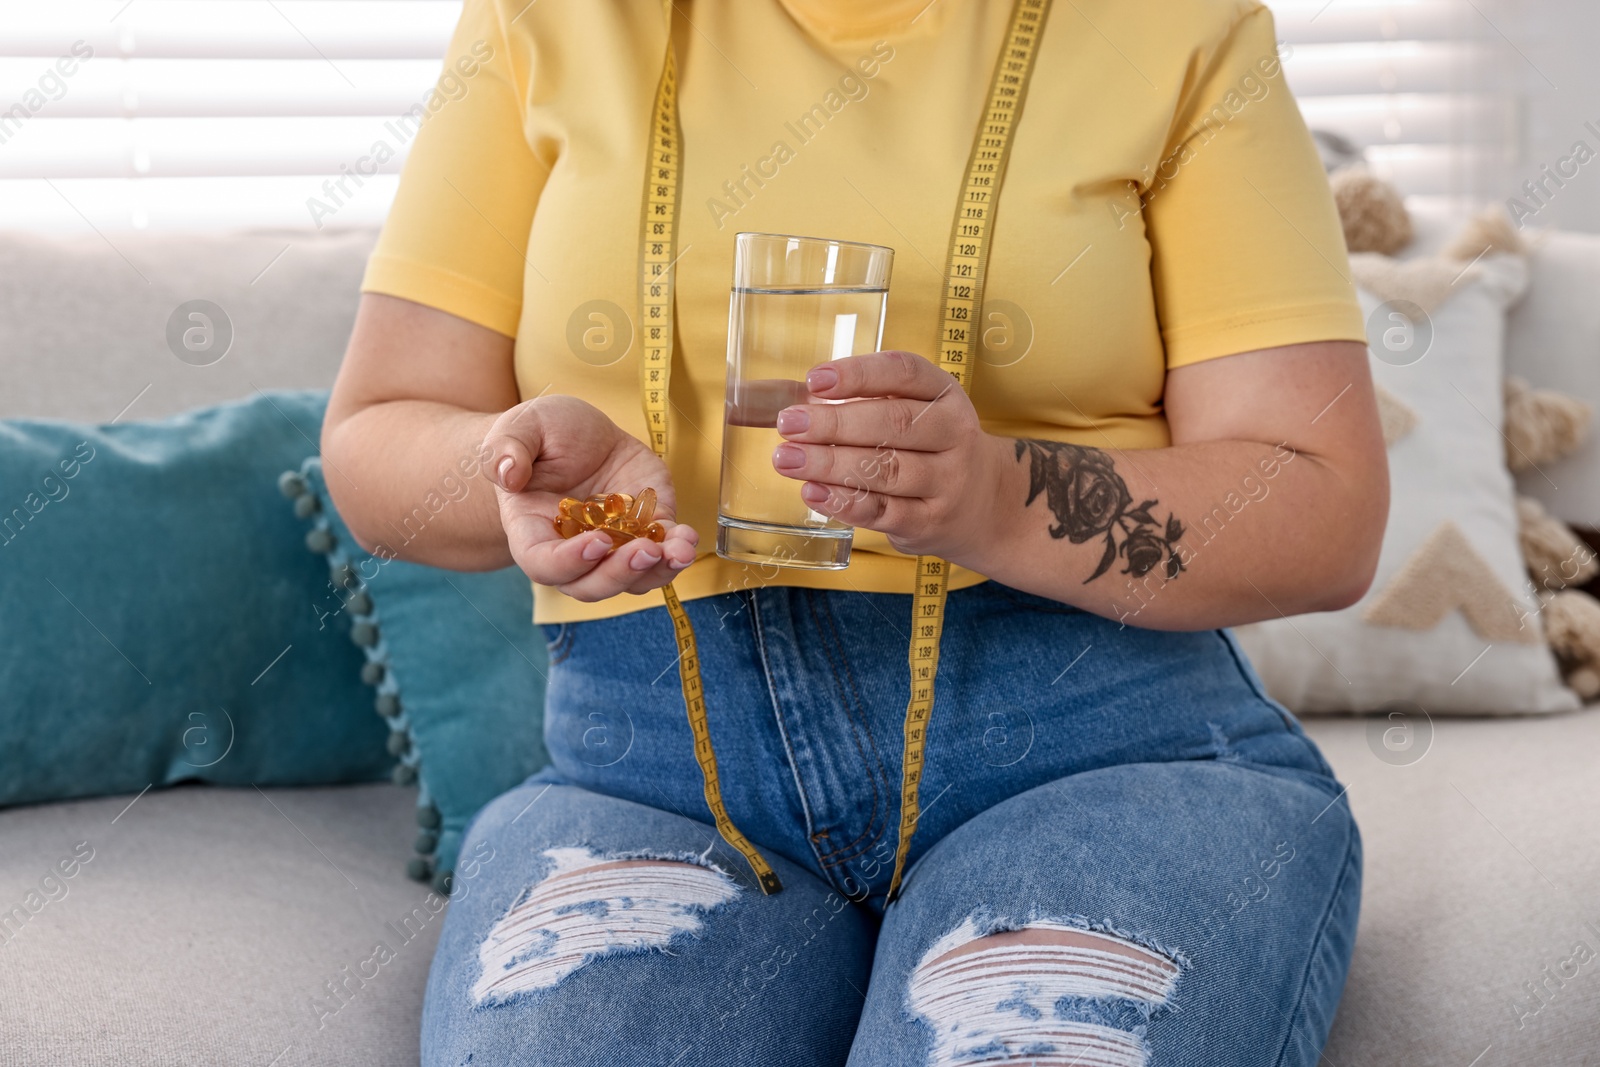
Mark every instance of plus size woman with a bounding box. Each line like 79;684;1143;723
322;1;1389;1063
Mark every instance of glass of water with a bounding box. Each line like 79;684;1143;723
717;232;893;570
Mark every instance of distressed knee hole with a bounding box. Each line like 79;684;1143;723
907;918;1181;1067
471;846;739;1006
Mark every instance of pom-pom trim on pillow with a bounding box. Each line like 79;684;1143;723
1519;495;1600;593
278;459;450;892
1330;165;1415;255
1504;376;1594;472
1543;589;1600;701
1442;208;1529;263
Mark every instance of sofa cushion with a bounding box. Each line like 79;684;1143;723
0;391;394;805
0;228;376;423
282;458;549;893
1403;207;1600;528
1504;230;1600;528
1233;248;1578;715
6;717;1597;1066
0;783;440;1067
1303;712;1600;1065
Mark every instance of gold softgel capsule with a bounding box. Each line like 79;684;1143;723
551;488;666;546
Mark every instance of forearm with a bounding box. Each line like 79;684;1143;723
776;343;1386;623
957;433;1385;630
321;400;512;571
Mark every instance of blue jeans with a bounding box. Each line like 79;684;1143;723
421;581;1360;1066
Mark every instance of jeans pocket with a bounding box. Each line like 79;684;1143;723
541;623;574;666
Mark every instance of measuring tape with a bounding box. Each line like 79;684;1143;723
639;2;783;895
637;0;1052;902
887;0;1052;902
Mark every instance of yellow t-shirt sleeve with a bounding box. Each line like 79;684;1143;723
1145;5;1367;370
360;0;544;338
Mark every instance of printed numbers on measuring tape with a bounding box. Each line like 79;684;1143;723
887;0;1052;904
640;37;679;457
639;6;783;895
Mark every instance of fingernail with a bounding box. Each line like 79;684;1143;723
807;366;838;392
581;537;610;561
772;443;805;470
496;457;514;484
668;556;693;571
776;407;810;435
800;482;830;504
631;549;662;571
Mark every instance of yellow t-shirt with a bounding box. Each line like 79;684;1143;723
361;0;1366;624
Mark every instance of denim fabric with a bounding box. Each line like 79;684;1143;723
422;581;1360;1066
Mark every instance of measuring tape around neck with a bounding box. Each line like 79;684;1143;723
638;0;1052;903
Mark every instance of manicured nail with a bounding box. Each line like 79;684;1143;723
807;366;839;392
772;444;805;470
800;482;830;504
630;549;662;571
497;456;514;484
581;537;610;561
776;407;810;434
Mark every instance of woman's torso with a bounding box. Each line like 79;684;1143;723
364;0;1359;621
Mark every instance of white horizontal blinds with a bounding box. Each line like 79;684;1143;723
0;1;1511;229
1269;0;1516;203
0;0;460;231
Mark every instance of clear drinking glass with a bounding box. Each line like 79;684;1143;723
717;232;893;570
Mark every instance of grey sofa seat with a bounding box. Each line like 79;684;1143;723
1307;715;1600;1066
4;715;1600;1066
0;784;437;1067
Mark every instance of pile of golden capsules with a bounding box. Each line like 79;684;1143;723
552;487;667;546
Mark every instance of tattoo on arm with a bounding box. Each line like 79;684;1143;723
1013;439;1186;584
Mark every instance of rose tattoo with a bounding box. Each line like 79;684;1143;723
1014;439;1186;583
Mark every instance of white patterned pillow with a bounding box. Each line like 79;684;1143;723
1233;250;1580;715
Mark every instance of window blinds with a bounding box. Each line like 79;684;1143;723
0;0;459;231
1269;0;1516;206
0;0;1511;231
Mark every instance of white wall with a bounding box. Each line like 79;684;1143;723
1505;0;1600;232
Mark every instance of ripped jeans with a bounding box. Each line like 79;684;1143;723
421;581;1361;1066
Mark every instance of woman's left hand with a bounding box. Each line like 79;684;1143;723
770;350;1013;562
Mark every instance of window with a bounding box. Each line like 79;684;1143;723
1270;0;1518;210
0;0;459;231
1;0;1517;231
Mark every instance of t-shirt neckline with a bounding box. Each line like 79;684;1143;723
773;0;937;42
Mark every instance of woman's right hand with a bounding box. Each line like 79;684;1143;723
484;395;699;601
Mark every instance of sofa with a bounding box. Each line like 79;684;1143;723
2;226;1597;1066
